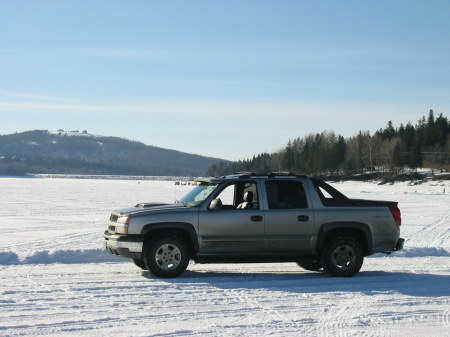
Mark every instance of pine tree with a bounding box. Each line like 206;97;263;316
409;141;423;170
426;109;437;146
281;140;295;171
382;121;396;139
392;141;404;168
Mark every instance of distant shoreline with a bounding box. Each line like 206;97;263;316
1;171;448;182
0;173;193;181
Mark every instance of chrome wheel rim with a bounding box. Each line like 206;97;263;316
155;244;182;270
331;244;356;271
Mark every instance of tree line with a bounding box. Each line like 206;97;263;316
206;110;449;177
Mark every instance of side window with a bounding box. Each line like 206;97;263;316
311;179;352;207
217;184;235;207
214;181;259;210
317;186;333;199
265;181;308;209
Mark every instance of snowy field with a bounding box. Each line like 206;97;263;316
0;176;449;336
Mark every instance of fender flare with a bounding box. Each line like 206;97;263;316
316;221;373;253
140;222;199;251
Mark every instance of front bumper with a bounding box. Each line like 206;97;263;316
103;230;144;259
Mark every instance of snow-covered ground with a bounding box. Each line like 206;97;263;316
0;177;449;336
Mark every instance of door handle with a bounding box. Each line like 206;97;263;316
251;215;263;222
297;215;309;222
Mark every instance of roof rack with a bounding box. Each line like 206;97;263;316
234;172;259;178
230;172;307;179
268;171;307;178
268;171;293;177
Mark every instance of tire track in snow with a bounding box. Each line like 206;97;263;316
223;288;284;325
26;265;53;293
316;296;350;337
443;309;450;330
221;287;316;335
315;291;378;337
406;209;450;249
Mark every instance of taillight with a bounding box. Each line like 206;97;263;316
390;206;401;227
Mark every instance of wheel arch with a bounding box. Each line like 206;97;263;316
141;222;199;255
316;222;372;254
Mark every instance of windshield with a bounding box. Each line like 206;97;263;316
179;182;219;207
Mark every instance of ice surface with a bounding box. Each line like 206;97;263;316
0;177;449;336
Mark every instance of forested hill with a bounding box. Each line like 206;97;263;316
0;130;227;176
207;110;449;178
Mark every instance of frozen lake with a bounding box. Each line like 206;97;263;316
0;176;449;336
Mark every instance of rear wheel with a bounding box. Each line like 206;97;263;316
296;260;322;271
321;237;364;277
143;236;190;278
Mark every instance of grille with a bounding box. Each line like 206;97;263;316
110;214;119;222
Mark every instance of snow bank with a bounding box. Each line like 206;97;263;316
0;249;122;265
394;247;450;257
0;247;446;266
0;252;19;265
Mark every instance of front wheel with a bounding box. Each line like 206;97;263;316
321;237;364;277
143;236;190;278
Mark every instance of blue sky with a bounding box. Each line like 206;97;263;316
1;1;449;160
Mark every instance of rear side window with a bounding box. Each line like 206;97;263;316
265;181;308;209
311;179;353;207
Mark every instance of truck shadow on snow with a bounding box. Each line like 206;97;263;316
142;269;450;298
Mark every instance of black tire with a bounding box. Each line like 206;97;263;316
143;236;190;278
296;260;322;271
321;236;364;277
132;258;147;270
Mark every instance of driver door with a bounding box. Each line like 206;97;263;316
198;181;265;254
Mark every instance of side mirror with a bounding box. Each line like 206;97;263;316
209;198;223;211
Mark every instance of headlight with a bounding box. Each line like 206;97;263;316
115;216;131;234
117;216;131;224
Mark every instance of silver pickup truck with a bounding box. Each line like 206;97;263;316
104;173;404;278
